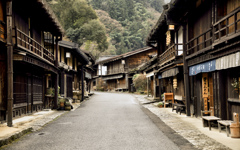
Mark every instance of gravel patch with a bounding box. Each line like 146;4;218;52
134;95;231;150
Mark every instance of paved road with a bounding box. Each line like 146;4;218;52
3;92;180;150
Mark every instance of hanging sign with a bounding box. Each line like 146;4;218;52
202;73;208;111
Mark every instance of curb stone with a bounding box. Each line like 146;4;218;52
0;127;32;147
0;102;82;148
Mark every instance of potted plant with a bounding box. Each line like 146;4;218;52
157;102;164;108
58;98;65;110
231;78;239;93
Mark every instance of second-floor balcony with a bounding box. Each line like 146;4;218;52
13;27;55;64
187;28;212;56
158;43;183;66
187;7;240;57
107;68;124;75
213;6;240;46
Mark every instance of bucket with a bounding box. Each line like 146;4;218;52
230;123;240;138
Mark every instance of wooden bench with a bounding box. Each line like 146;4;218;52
172;98;186;115
218;120;233;137
172;103;186;115
202;116;221;130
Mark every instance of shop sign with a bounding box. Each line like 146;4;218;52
202;73;208;111
189;60;216;76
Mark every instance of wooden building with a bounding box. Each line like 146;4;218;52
96;47;157;92
81;50;95;96
93;55;115;91
146;7;185;102
0;0;64;126
147;0;240;119
58;41;89;101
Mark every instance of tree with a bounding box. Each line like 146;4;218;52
48;0;109;56
66;19;108;53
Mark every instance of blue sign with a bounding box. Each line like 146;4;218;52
189;60;216;76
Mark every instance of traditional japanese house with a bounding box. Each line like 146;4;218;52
58;41;89;101
149;0;240;119
146;6;185;104
0;0;64;126
97;47;157;92
81;50;95;95
184;0;240;119
93;55;116;91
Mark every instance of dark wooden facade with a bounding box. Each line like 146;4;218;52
58;41;89;102
0;0;64;126
147;0;240;119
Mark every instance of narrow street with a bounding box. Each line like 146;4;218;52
2;92;194;150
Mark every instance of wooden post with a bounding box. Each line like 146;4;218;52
153;74;156;99
31;73;33;113
81;65;84;102
53;36;60;109
159;79;162;101
125;73;128;91
6;0;13;127
53;73;58;109
183;24;191;116
147;77;149;97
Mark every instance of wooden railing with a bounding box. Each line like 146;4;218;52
158;43;183;65
107;68;124;75
14;27;54;64
187;28;212;55
213;7;240;43
187;7;240;56
0;20;5;42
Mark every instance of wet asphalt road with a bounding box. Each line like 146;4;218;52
3;92;181;150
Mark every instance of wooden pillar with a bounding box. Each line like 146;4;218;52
159;79;162;101
6;0;13;127
53;36;60;109
125;73;128;91
153;74;156;99
53;73;58;109
81;65;84;102
147;77;149;97
31;73;33;113
183;24;191;116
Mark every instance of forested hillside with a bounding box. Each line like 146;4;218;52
47;0;165;58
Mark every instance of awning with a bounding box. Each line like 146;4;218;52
216;52;240;70
146;71;154;78
102;74;123;80
189;60;216;76
162;68;179;78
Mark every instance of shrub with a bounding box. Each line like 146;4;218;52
133;74;147;92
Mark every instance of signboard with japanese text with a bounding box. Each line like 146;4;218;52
202;73;208;111
189;60;216;76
